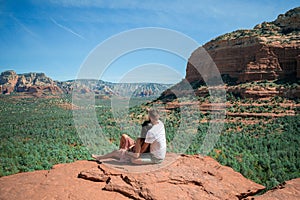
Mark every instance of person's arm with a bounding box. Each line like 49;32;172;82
126;141;150;158
140;142;150;153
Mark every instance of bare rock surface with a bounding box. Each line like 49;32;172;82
1;154;298;200
245;178;300;200
0;160;128;200
79;154;265;200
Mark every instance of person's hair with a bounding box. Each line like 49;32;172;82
148;109;159;121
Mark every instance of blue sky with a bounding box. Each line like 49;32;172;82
0;0;299;83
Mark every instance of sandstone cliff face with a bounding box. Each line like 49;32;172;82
186;7;300;84
0;70;63;95
16;72;53;91
0;70;18;94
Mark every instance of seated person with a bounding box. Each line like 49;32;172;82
120;120;152;153
92;109;166;165
117;120;152;161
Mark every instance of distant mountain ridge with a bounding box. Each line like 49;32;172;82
59;79;172;98
0;70;172;98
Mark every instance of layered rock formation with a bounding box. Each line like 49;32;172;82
0;70;18;94
186;7;300;84
0;70;62;95
158;7;300;100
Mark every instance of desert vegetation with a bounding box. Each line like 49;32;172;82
0;92;299;192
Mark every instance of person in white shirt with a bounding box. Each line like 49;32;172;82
130;109;166;164
92;109;166;165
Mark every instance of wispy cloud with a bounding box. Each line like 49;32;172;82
48;0;209;14
10;14;38;38
44;0;252;33
50;17;86;40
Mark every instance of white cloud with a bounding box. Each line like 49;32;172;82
43;0;266;35
50;17;86;40
47;0;211;15
10;14;38;38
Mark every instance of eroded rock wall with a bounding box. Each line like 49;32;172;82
186;7;300;84
186;40;300;84
0;70;62;95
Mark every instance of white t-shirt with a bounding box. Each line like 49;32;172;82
145;120;166;160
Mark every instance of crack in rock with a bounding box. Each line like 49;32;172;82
77;155;266;200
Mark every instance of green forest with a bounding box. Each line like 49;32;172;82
0;93;299;192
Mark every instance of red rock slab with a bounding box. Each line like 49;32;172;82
0;160;129;200
245;178;300;200
79;154;266;200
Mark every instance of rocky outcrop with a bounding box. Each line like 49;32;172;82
0;154;266;200
16;72;53;91
228;85;300;99
0;160;127;200
161;7;300;100
186;7;300;84
0;70;63;95
246;178;300;200
79;154;266;200
0;70;18;94
1;155;298;200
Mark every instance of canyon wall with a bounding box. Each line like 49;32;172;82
186;7;300;84
0;70;62;95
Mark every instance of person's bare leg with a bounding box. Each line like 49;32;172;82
126;138;141;158
119;134;134;150
135;138;142;153
119;134;127;149
131;158;145;165
126;151;139;158
92;150;121;160
131;157;153;165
